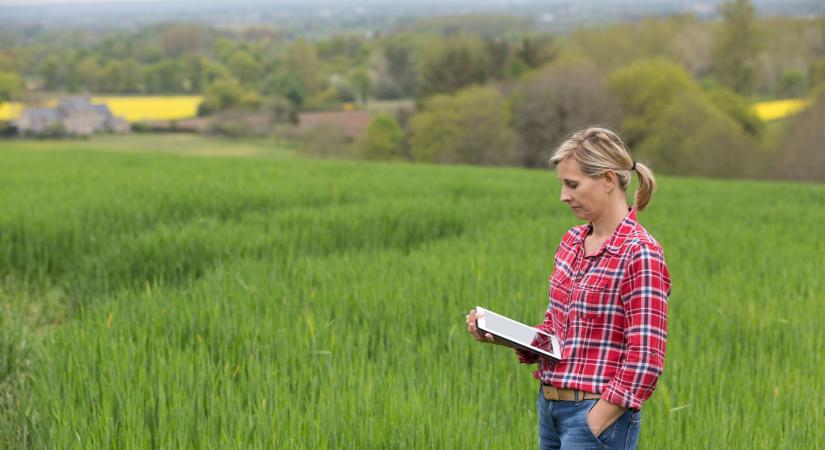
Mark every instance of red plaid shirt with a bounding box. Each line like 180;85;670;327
519;208;670;411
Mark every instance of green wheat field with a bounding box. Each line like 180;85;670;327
1;135;823;449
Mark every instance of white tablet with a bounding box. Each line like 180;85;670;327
475;306;561;360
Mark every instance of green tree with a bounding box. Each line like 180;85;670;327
99;59;144;93
483;38;510;79
145;59;187;93
119;59;144;93
198;77;245;115
636;94;754;178
779;70;806;98
76;56;101;92
813;58;825;89
512;61;621;167
99;60;123;93
705;84;764;136
380;34;418;97
317;34;369;65
515;35;559;70
418;36;491;98
349;68;371;106
0;70;23;108
262;73;306;108
712;0;762;94
284;39;320;98
227;50;261;86
0;50;22;72
608;59;700;147
211;37;241;63
360;114;403;160
39;54;64;89
262;95;297;124
409;85;518;165
200;58;232;87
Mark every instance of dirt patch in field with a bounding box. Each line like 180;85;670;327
297;111;373;138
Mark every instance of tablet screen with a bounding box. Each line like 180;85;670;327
475;306;561;360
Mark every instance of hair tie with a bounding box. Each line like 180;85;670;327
631;161;637;171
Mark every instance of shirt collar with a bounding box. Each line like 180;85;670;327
571;207;637;256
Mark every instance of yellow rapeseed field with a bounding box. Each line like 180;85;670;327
0;102;25;121
92;96;203;122
1;95;813;123
0;96;203;122
752;98;811;121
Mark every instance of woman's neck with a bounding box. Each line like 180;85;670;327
590;201;630;239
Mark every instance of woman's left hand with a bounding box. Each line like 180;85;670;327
465;309;515;347
586;399;627;437
466;309;497;343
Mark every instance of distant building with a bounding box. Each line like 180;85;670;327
14;97;129;136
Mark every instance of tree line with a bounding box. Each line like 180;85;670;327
1;0;824;181
1;2;822;103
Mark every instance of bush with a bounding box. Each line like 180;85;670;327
359;115;403;160
705;85;764;136
608;59;700;147
262;96;297;125
409;85;518;166
636;93;755;178
418;37;491;98
198;77;260;115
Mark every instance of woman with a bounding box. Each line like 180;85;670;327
466;127;670;449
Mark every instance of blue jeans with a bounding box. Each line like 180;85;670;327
537;387;642;449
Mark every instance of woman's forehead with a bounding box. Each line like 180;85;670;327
555;158;584;179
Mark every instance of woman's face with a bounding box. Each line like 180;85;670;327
556;157;609;222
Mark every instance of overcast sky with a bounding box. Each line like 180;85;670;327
1;0;348;3
0;0;717;4
0;0;197;3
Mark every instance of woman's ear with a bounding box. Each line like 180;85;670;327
602;170;617;193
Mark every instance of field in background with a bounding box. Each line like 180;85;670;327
92;96;203;122
752;98;812;121
0;135;823;448
0;96;203;122
0;95;814;123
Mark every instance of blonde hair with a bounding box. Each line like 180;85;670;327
549;127;656;211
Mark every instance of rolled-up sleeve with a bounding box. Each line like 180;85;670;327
515;320;556;365
601;243;670;411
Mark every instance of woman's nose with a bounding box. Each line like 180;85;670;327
559;189;571;203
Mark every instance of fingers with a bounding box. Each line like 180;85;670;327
466;309;490;342
465;311;477;337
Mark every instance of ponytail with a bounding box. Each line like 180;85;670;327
633;161;656;211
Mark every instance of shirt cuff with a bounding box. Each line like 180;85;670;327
515;349;539;364
601;381;645;411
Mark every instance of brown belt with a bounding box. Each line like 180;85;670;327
541;383;601;401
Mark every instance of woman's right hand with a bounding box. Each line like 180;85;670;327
465;309;498;344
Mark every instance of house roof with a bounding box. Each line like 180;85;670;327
58;96;94;111
20;108;61;121
93;104;114;119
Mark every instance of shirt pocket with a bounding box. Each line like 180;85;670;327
548;270;572;304
571;281;620;321
547;270;572;335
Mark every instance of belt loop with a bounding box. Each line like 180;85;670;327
573;390;579;404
